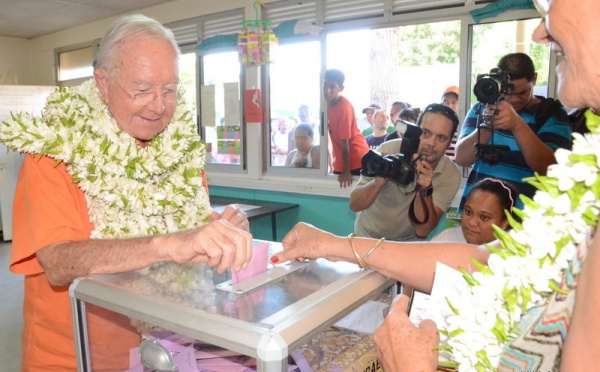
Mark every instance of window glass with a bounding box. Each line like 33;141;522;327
179;52;197;124
470;18;550;106
326;21;460;167
201;51;242;165
58;47;94;81
268;41;322;168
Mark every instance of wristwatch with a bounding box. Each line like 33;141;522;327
421;185;433;197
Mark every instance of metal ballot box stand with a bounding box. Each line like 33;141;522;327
69;241;394;372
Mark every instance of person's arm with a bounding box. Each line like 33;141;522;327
411;190;445;239
560;224;600;369
454;127;492;166
37;205;252;286
311;145;321;169
492;100;556;175
270;222;490;292
338;139;353;187
349;176;387;212
454;105;491;166
285;150;294;166
411;157;443;238
373;295;439;372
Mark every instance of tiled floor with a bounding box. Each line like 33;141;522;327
0;241;22;372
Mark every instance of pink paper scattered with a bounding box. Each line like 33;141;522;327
173;345;199;372
231;242;269;284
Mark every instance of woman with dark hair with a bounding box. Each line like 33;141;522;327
432;178;516;245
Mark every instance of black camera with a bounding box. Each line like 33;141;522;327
473;67;512;104
473;68;513;165
360;120;422;185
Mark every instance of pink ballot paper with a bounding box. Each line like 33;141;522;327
231;241;269;285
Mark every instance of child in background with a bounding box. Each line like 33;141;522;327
322;69;369;188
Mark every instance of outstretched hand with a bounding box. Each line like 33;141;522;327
269;222;335;265
374;295;439;372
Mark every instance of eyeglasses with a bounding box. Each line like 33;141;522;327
421;103;459;128
113;80;179;107
533;0;549;16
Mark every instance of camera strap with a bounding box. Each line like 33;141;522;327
408;187;429;225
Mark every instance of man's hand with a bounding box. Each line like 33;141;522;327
164;220;253;273
413;155;434;189
338;171;354;188
211;204;250;232
374;295;439;372
492;100;527;133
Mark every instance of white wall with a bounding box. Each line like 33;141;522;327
27;0;265;85
0;36;33;85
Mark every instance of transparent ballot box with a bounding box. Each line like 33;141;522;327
69;241;394;371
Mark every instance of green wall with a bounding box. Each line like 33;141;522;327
209;186;356;242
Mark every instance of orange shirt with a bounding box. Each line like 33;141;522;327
327;96;369;172
11;154;139;372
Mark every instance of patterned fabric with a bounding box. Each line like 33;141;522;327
497;225;592;371
295;327;366;371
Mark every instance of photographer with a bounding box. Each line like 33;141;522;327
454;52;572;210
349;103;461;241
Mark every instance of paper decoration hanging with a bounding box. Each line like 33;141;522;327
237;1;278;66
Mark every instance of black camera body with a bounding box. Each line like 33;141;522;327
473;68;513;164
473;67;511;104
360;120;422;185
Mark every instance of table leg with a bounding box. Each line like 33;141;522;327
271;214;277;241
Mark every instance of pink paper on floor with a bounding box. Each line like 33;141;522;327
231;241;269;285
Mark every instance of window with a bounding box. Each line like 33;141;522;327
268;41;322;170
201;51;242;166
325;21;460;169
166;10;245;170
469;18;550;107
56;43;96;86
326;21;460;113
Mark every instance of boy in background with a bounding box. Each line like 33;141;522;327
323;69;369;188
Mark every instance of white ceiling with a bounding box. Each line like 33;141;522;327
0;0;176;39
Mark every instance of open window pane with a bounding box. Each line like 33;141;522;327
326;21;460;167
268;41;322;168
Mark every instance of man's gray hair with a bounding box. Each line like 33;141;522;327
96;14;180;77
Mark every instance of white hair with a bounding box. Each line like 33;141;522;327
95;14;180;78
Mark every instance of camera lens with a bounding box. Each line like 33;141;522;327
474;77;501;104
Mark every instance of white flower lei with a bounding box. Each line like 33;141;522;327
0;79;211;239
442;111;600;371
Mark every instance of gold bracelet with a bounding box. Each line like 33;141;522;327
347;233;370;269
363;237;384;264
